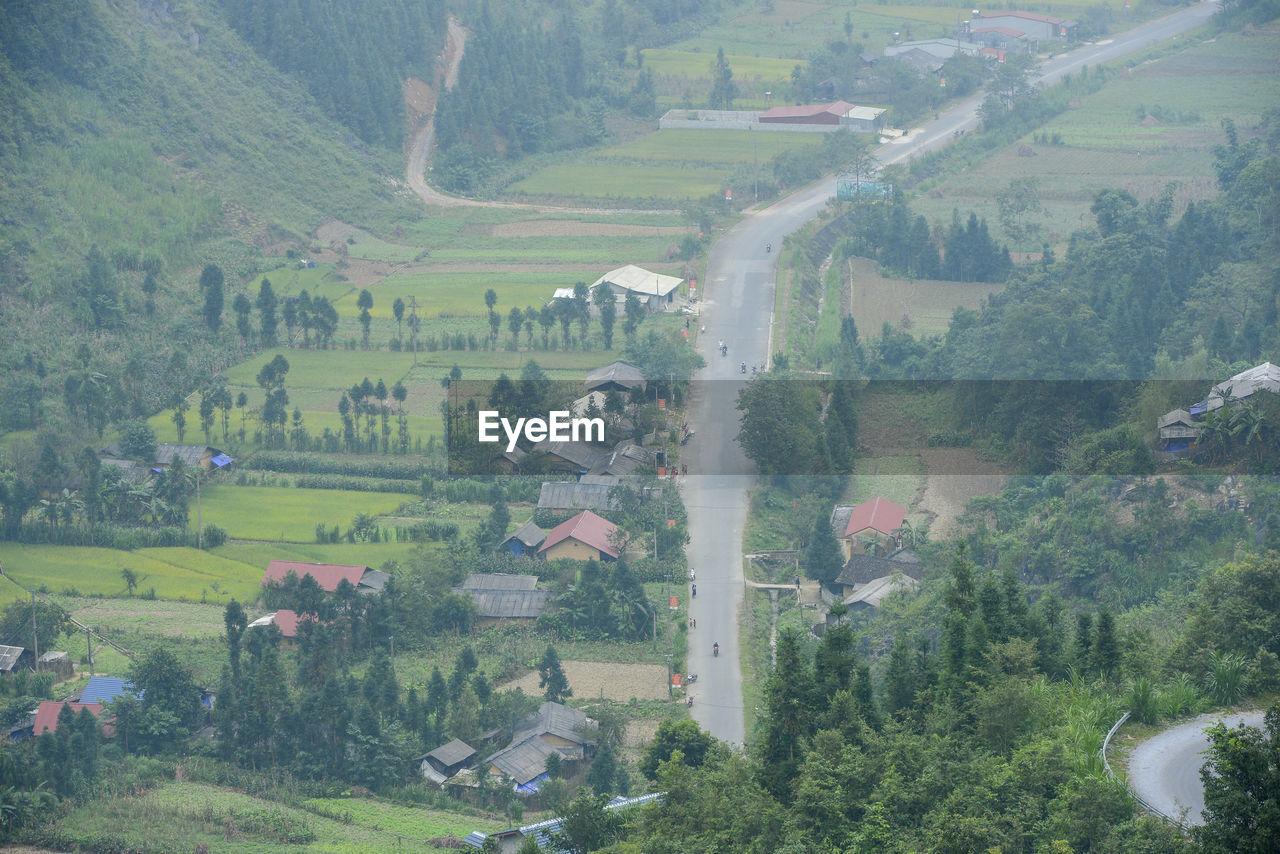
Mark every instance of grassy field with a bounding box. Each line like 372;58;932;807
912;25;1280;250
52;594;257;637
509;163;728;200
335;270;605;319
845;256;1002;340
603;128;828;164
0;543;264;602
640;48;802;82
195;484;417;543
50;779;503;853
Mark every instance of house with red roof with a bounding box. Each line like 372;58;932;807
538;510;622;562
260;561;391;595
33;700;113;737
247;608;314;641
967;10;1076;42
830;497;906;561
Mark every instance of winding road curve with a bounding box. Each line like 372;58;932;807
1127;710;1264;825
682;0;1223;747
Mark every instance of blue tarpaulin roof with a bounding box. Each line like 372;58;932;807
211;454;234;467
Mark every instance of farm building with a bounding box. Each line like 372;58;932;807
466;793;663;852
588;441;655;477
969;26;1032;52
831;497;906;561
538;510;622;562
454;573;549;626
0;645;31;675
260;561;391;595
966;10;1076;42
584;361;647;395
33;701;111;736
153;444;235;473
883;38;982;60
415;738;478;786
483;702;598;795
499;520;546;556
590;265;683;312
38;651;73;680
843;573;920;610
759;101;887;133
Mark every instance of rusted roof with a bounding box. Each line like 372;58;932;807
262;561;369;592
33;701;107;735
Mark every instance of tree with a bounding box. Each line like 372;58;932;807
1090;609;1120;677
585;738;620;795
256;278;278;346
1195;702;1280;854
357;289;374;348
623;293;644;338
507;306;523;345
538;646;572;702
0;599;70;652
128;646;201;748
804;509;843;583
121;568;138;597
572;282;591;343
996;177;1044;250
596;287;616;350
200;264;224;332
709;47;738;109
547;789;622;854
233;292;253;340
736;374;824;475
447;683;481;742
392;297;405;342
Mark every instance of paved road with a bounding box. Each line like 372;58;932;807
1127;710;1265;825
682;1;1221;747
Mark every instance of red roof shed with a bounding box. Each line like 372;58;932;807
34;701;111;736
262;561;367;592
759;100;856;125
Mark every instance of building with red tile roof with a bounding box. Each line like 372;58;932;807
538;510;621;561
830;497;907;561
260;561;391;594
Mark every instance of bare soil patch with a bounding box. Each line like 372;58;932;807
474;221;695;238
499;660;669;702
916;449;1009;538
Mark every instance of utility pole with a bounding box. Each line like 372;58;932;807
409;295;419;366
195;472;202;550
87;626;94;676
752;125;758;202
30;591;38;663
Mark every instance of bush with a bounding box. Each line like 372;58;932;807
202;524;228;549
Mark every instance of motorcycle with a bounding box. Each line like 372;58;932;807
766;243;771;253
686;673;698;684
713;643;720;657
740;362;747;374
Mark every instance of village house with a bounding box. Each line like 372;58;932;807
1157;361;1280;450
538;510;622;562
415;738;478;786
0;645;32;675
965;10;1077;43
830;497;907;561
247;608;311;643
827;550;923;602
499;520;547;557
759;101;887;133
583;361;647;396
482;702;598;795
537;480;617;516
453;573;549;627
79;676;138;704
260;560;391;595
33;700;112;736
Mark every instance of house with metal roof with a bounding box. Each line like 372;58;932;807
415;738;478;786
967;10;1077;42
247;609;313;640
590;265;683;313
583;361;647;395
33;700;112;736
539;510;622;562
465;793;663;850
843;573;920;610
482;702;598;794
831;497;906;561
537;481;616;514
529;439;606;475
80;676;139;704
454;574;549;626
499;520;546;556
153;444;235;473
828;549;922;601
883;37;982;60
260;561;391;594
0;645;31;674
588;442;655;477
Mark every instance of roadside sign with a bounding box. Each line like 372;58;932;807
669;596;678;610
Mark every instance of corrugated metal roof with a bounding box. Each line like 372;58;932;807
0;645;26;672
513;702;596;747
261;561;369;592
33;701;105;735
590;266;682;298
502;521;546;549
427;738;477;767
461;573;538;591
81;676;138;704
538;481;614;511
844;574;919;608
583;361;646;390
488;737;561;785
154;444;209;466
455;589;549;619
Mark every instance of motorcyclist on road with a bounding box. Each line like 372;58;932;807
692;583;697;597
713;642;720;657
766;243;772;253
740;362;747;373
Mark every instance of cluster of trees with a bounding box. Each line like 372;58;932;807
215;0;445;148
336;376;411;455
483;285;648;353
539;559;654;641
836;199;1013;283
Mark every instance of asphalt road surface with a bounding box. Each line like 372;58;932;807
1127;710;1265;824
682;1;1222;747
